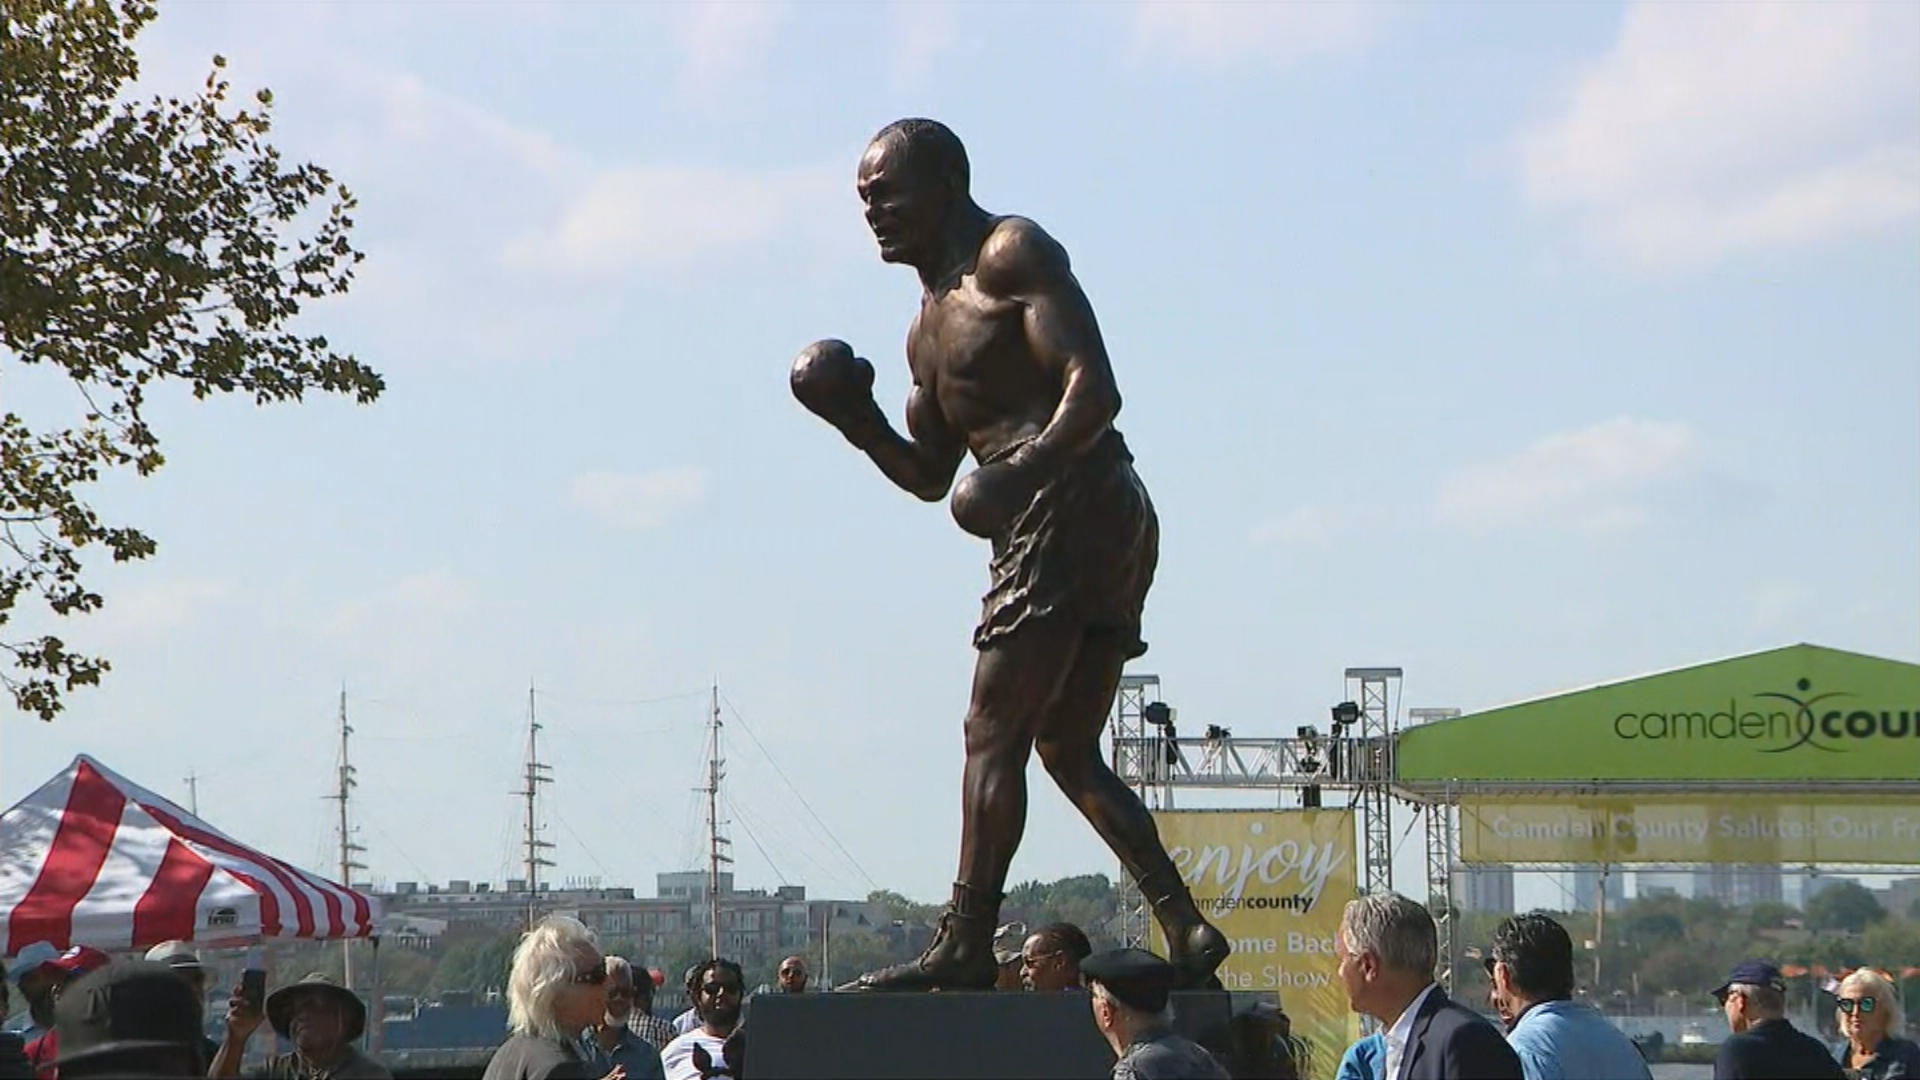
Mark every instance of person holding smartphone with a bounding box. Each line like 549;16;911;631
210;971;390;1078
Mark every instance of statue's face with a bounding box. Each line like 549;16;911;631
857;138;949;267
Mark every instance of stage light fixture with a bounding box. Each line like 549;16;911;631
1330;701;1361;727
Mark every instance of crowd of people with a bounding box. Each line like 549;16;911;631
1328;893;1919;1080
3;900;1914;1079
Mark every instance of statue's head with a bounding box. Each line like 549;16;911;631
857;118;971;267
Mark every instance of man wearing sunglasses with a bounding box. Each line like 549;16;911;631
1021;923;1092;993
660;961;743;1080
1710;961;1845;1080
1484;914;1650;1080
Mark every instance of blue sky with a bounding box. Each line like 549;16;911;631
6;0;1917;914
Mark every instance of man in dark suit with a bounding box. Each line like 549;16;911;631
1333;892;1522;1080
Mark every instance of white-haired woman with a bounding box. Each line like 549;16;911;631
1835;968;1920;1080
482;915;619;1080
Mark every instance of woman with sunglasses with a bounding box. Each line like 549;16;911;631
1835;969;1920;1080
484;916;622;1080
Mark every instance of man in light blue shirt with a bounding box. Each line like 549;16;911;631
1487;913;1652;1080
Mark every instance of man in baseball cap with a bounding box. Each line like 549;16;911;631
4;942;61;1044
1080;948;1228;1080
22;946;111;1075
1711;960;1844;1080
52;959;207;1077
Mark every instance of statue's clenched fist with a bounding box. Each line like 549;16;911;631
790;339;878;436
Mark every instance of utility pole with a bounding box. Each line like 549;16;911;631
512;684;554;932
705;684;731;960
327;687;366;988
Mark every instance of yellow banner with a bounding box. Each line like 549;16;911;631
1459;797;1920;864
1147;809;1359;1080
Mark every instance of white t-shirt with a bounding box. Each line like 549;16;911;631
660;1028;731;1080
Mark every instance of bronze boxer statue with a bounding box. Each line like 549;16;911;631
790;119;1229;992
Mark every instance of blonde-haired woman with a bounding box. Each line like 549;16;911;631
1835;968;1920;1080
482;915;619;1080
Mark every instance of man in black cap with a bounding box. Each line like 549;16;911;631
1710;960;1844;1080
1080;948;1229;1080
49;959;208;1078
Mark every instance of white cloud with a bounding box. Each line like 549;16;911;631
502;162;854;277
1129;0;1387;65
571;468;710;532
1518;1;1920;268
91;577;234;637
674;1;787;92
1248;503;1384;549
323;570;477;639
1434;418;1701;535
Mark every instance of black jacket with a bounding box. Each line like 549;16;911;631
1395;989;1524;1080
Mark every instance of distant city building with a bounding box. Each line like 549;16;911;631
1458;867;1515;915
376;873;884;972
1696;866;1784;908
1879;876;1920;920
1634;872;1692;900
1567;869;1625;913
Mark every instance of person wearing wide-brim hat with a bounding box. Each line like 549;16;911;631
1081;948;1229;1080
210;972;390;1079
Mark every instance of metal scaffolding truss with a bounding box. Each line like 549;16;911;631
1348;668;1403;897
1110;674;1161;950
1105;667;1407;950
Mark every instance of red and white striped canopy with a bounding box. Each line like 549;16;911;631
1;755;381;955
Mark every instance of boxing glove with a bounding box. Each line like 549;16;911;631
951;461;1036;538
790;339;877;434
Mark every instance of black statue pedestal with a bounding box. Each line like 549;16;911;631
742;989;1235;1080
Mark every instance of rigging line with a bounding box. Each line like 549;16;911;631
677;789;706;872
552;805;617;886
724;792;790;887
720;691;877;891
725;785;849;894
721;745;873;896
719;732;869;891
533;687;712;709
362;819;433;883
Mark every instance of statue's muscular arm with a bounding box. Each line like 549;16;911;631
974;217;1122;477
846;357;967;503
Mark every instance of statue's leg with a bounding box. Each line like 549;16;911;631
1035;634;1231;989
843;620;1082;992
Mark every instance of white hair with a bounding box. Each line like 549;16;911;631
1839;969;1905;1036
1341;893;1438;980
507;915;599;1039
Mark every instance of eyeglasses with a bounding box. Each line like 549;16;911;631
1482;956;1500;976
701;982;741;997
1837;997;1878;1015
574;964;608;986
779;968;803;977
